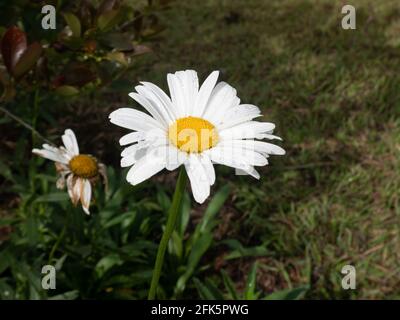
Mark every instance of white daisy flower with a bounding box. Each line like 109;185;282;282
109;70;285;204
32;129;107;214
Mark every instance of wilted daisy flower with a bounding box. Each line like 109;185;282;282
32;129;107;214
109;70;285;204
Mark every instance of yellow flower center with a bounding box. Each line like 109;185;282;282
69;154;98;178
168;116;218;153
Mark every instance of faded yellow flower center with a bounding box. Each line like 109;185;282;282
69;154;98;178
168;116;218;153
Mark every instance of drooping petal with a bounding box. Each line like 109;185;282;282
199;153;215;185
185;154;210;204
72;177;83;206
98;163;108;193
66;174;74;200
81;179;92;215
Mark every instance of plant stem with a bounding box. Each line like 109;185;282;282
0;105;53;145
148;167;187;300
48;223;67;265
31;89;40;146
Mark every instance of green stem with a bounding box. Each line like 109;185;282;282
48;223;67;265
148;167;187;300
0;106;53;145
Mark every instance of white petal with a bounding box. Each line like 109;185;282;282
217;139;286;156
200;153;215;185
121;146;149;167
224;104;261;121
32;144;69;164
128;92;169;127
109;108;164;131
135;83;176;124
202;82;239;123
165;145;187;171
246;167;260;179
81;179;92;215
62;129;79;156
125;146;167;185
167;73;186;118
119;131;146;146
219;121;276;140
193;71;219;117
258;134;283;141
209;145;269;168
217;104;262;129
174;70;199;116
185;154;210;204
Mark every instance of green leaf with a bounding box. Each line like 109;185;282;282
0;159;14;182
223;239;268;260
264;286;309;300
63;13;81;37
55;85;79;96
25;216;40;245
244;262;258;300
97;9;121;31
95;254;123;278
102;211;136;229
100;33;133;51
204;278;224;300
13;42;42;79
221;269;239;299
0;250;12;274
187;233;213;273
197;185;230;236
49;290;79;300
168;230;183;259
35;192;69;203
175;232;213;294
55;254;68;271
0;279;14;299
193;278;215;300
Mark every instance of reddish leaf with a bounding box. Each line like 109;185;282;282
13;42;42;78
63;62;97;87
0;26;27;75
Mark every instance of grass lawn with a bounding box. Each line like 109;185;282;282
130;0;400;299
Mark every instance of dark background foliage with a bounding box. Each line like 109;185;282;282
0;0;399;299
